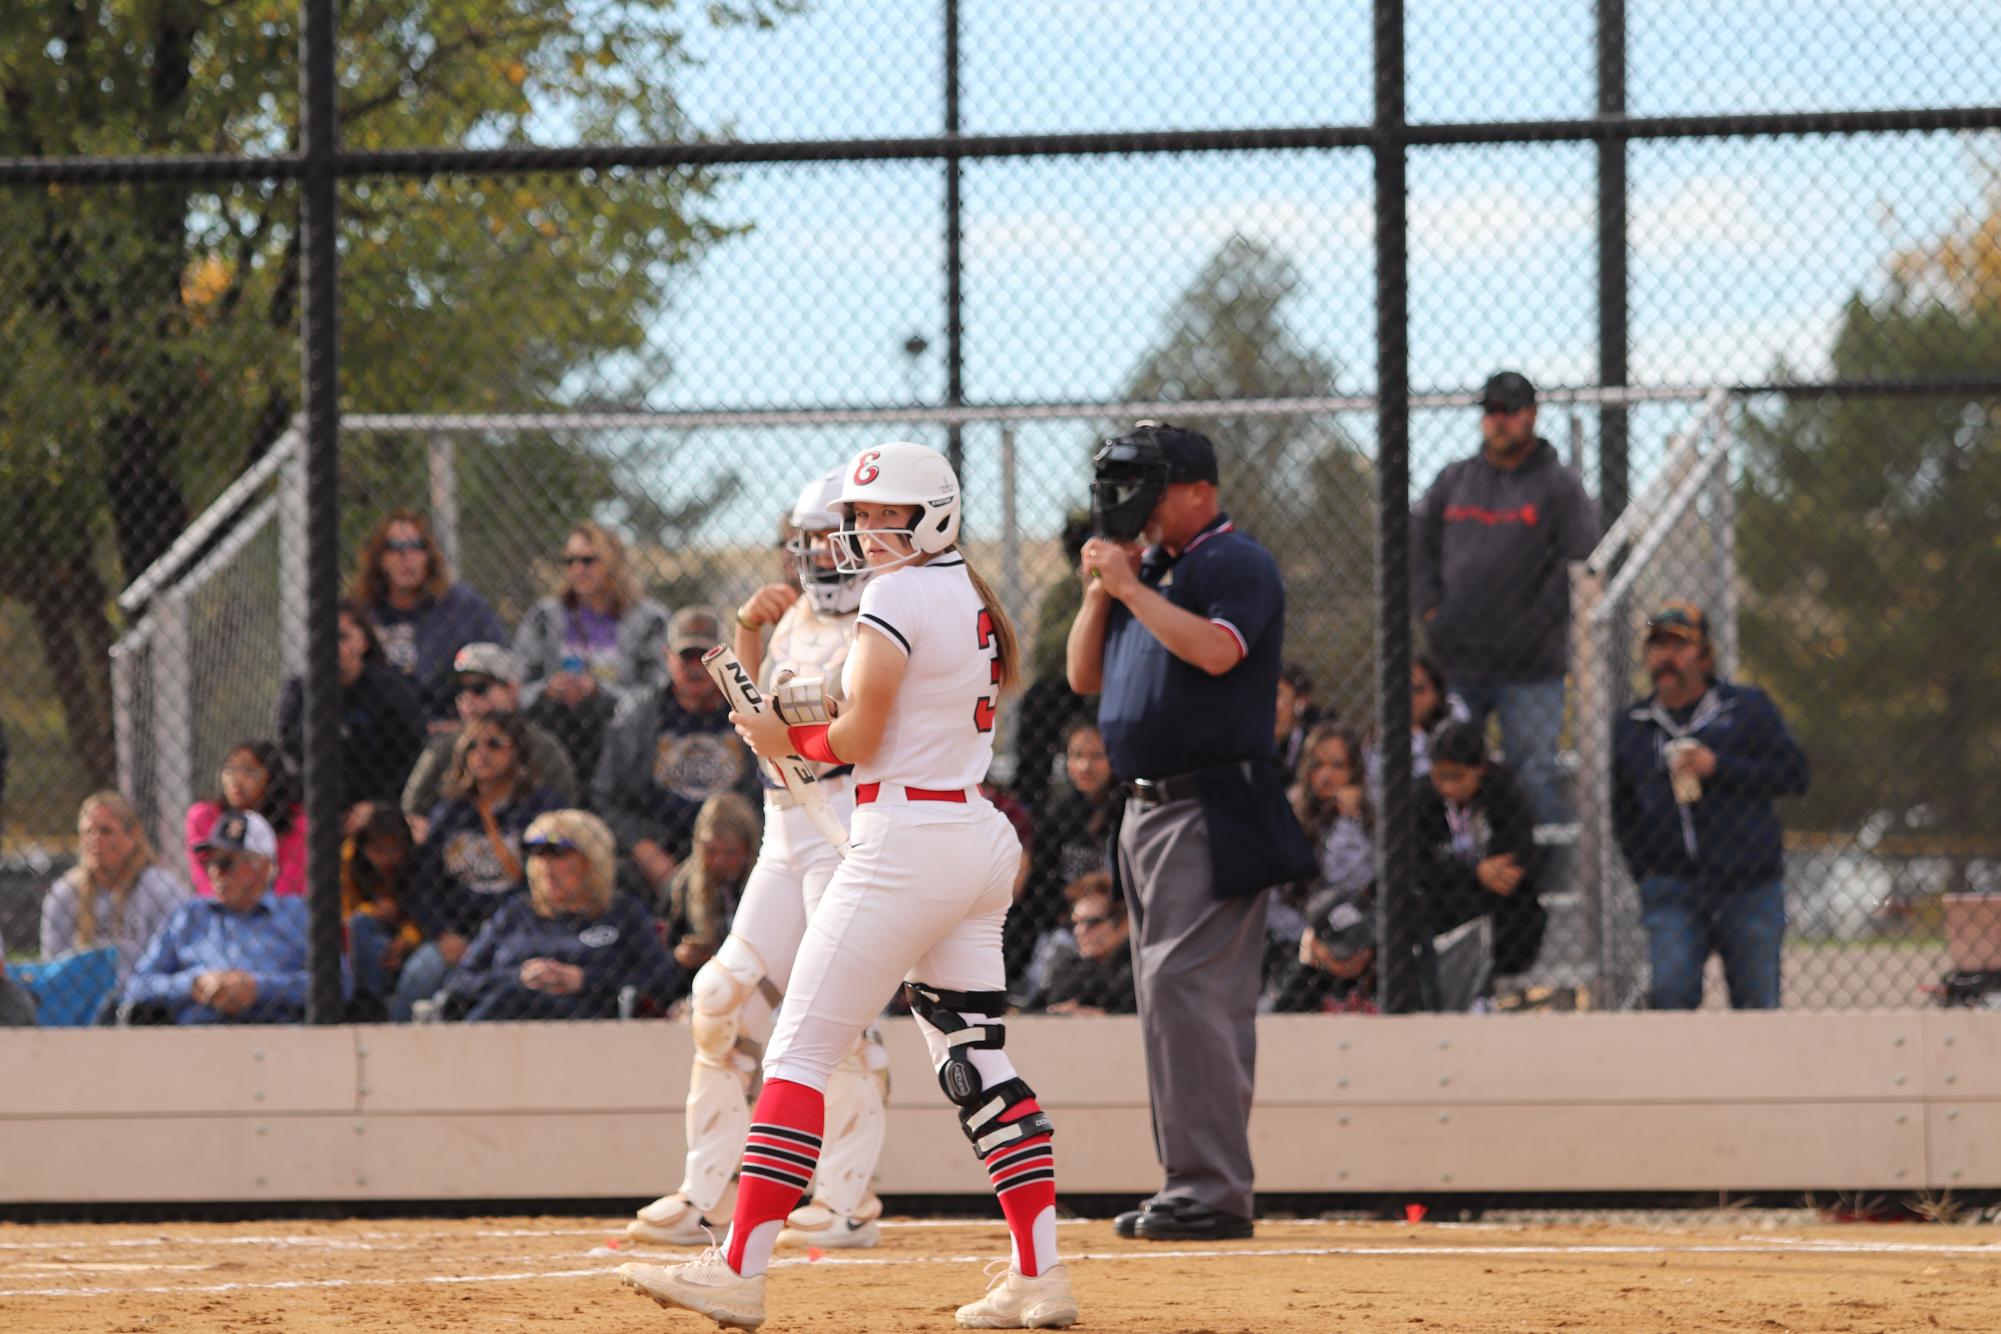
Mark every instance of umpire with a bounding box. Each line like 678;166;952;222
1066;423;1313;1242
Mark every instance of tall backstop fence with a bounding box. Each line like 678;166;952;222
2;1;1999;1044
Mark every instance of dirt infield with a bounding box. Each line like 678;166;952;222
4;1213;2000;1332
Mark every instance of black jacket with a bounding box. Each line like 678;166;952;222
277;661;426;811
1413;762;1546;976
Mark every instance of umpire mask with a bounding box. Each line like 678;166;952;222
1089;427;1174;542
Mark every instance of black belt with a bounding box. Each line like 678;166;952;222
1123;760;1253;808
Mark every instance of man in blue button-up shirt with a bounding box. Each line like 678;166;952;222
123;811;310;1025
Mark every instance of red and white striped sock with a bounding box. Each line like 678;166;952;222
722;1078;823;1277
983;1096;1057;1277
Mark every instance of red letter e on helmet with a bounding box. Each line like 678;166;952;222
852;450;881;486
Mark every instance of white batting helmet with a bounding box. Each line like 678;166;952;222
834;441;961;571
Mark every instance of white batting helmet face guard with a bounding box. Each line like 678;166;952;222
834;441;961;574
785;467;871;615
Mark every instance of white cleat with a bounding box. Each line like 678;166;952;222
628;1187;733;1247
777;1193;883;1249
955;1261;1079;1329
618;1250;767;1331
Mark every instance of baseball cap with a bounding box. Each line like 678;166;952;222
452;642;520;685
1477;371;1537;413
1645;600;1709;645
1304;883;1375;959
1137;422;1220;484
196;809;278;860
668;606;725;655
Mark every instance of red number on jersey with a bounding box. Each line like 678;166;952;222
974;608;1001;733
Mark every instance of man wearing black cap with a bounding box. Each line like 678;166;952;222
1612;600;1808;1010
1413;371;1598;825
1067;423;1314;1243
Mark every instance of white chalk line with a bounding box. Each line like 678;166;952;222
8;1236;2001;1300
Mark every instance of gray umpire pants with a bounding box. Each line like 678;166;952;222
1118;795;1269;1219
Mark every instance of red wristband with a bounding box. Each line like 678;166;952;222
787;723;841;765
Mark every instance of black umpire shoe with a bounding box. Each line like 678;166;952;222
1112;1198;1175;1238
1131;1197;1254;1242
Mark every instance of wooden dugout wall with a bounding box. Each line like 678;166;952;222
5;1012;1999;1203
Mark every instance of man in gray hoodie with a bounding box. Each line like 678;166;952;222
1412;371;1598;824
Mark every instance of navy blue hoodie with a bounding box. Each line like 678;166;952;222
445;890;678;1021
1412;439;1598;682
1612;678;1808;889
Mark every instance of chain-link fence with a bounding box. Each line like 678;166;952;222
2;2;1999;1043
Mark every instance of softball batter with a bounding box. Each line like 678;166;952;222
628;468;891;1251
620;441;1077;1330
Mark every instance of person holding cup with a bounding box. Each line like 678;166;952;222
1612;601;1809;1010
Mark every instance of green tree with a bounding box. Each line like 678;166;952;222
1067;235;1375;717
0;2;791;826
1736;192;2001;868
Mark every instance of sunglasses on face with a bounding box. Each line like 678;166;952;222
563;553;599;567
383;537;427;553
675;648;709;663
1072;913;1111;930
525;842;578;859
468;736;513;753
457;678;501;696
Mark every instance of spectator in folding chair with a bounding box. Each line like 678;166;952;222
401;643;577;841
1262;882;1379;1015
1413;721;1548;1011
654;791;760;982
515;521;672;787
441;809;678;1022
1011;718;1114;996
41;792;189;1019
0;932;35;1027
342;805;425;1022
1273;663;1323;776
348;507;509;726
277;600;427;826
401;712;562;1012
186;741;306;898
120;811;311;1026
1023;873;1137;1015
592;606;760;898
1368;652;1468;802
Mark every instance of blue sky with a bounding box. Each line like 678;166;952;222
491;1;2001;544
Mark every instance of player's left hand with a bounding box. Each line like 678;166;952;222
730;706;794;761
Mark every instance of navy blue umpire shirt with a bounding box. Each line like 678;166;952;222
1097;513;1285;781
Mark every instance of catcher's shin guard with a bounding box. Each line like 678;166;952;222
682;937;778;1214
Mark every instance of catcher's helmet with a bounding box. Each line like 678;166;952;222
1090;421;1216;542
786;466;873;615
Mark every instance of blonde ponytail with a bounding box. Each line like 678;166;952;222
961;558;1022;694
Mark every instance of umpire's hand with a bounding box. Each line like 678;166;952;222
1080;537;1142;599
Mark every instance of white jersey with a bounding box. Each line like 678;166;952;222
761;596;857;782
844;556;1000;792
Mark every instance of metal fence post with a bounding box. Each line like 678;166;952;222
1374;0;1421;1014
300;0;345;1026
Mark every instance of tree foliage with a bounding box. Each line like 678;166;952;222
1736;184;2001;855
0;2;789;819
1057;235;1376;717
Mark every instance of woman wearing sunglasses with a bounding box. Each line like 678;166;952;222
399;712;561;1016
440;809;676;1022
349;508;508;725
513;522;670;788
